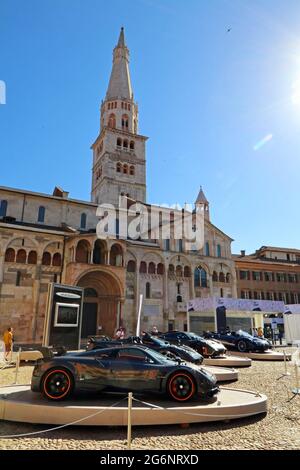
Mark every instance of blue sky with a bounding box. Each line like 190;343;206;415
1;0;300;254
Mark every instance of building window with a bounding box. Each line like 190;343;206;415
16;271;21;287
219;272;225;283
16;249;26;264
178;239;183;252
168;264;175;275
217;244;222;258
140;261;147;273
129;165;135;176
148;262;156;274
123;164;128;174
117;138;122;148
38;206;45;223
157;263;164;275
0;200;8;217
127;260;136;273
123;140;128;150
122;114;129;129
5;248;15;262
52;253;62;266
264;272;274;282
164;239;170;251
130;141;135;150
176;265;183;277
28;251;37;264
146;282;151;299
184;266;190;277
116;162;122;172
42;252;51;266
108;113;116;128
194;267;207;288
252;271;261;281
205;242;210;257
212;271;218;282
239;270;250;280
80;213;87;230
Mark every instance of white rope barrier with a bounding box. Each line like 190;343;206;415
0;396;128;439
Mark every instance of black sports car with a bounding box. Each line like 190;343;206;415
203;330;272;353
31;345;218;402
159;331;226;357
87;333;203;365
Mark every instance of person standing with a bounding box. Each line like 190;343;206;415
3;327;14;362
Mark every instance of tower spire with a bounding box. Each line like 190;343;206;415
195;186;210;220
106;27;133;100
117;26;125;47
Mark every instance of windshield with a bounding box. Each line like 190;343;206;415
187;332;203;340
236;330;253;338
143;336;167;347
145;348;179;363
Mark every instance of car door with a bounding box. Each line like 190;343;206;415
109;348;161;392
75;350;113;391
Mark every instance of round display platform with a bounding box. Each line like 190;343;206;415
0;385;267;426
228;350;292;361
203;355;252;368
202;365;238;382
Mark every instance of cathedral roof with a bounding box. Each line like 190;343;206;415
106;28;133;100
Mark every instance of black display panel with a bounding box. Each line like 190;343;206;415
43;284;84;350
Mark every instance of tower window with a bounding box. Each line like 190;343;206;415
129;165;135;176
122;114;129;129
116;162;122;173
0;200;7;218
130;141;135;150
123;140;128;149
123;164;128;174
108;113;116;128
80;213;87;230
38;206;45;223
205;242;210;256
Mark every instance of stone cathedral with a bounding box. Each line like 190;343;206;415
0;29;237;344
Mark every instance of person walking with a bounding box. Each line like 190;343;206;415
3;327;14;362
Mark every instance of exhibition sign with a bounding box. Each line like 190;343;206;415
43;283;84;350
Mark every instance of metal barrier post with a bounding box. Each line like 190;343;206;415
292;363;300;395
14;347;21;384
277;350;290;380
127;392;133;450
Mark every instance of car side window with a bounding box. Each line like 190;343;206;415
95;351;112;360
116;348;148;362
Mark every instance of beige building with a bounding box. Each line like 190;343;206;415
0;29;237;344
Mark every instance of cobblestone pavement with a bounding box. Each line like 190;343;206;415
0;349;299;450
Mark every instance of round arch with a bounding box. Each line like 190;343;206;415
76;268;124;338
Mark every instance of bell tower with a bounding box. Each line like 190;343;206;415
91;28;147;206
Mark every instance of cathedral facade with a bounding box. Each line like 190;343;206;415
0;29;237;344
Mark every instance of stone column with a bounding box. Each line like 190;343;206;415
31;261;42;342
0;252;4;284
